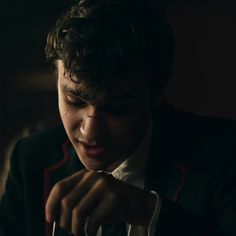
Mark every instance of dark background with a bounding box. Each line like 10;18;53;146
0;0;236;162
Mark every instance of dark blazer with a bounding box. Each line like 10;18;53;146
0;101;235;236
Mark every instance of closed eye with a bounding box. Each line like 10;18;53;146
64;94;87;107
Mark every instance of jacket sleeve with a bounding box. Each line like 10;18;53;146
0;141;25;235
155;160;236;236
155;198;232;236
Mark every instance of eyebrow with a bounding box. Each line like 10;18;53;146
60;83;134;103
61;84;81;96
61;84;91;103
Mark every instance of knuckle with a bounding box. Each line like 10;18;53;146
96;176;108;188
54;181;66;195
72;206;82;219
61;197;72;210
84;170;94;179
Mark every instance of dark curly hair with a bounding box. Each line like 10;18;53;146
45;0;174;91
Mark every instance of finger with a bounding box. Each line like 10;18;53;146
86;192;123;236
45;169;87;223
59;171;100;231
71;181;103;236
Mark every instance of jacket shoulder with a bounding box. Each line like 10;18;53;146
154;101;236;166
12;124;68;169
19;124;67;148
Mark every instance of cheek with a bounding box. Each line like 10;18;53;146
59;102;69;119
58;94;71;124
109;110;150;142
58;95;82;134
58;91;66;116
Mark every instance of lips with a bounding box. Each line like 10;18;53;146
78;140;109;158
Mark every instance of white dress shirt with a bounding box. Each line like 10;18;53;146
96;117;161;236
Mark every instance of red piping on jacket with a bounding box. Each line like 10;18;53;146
170;160;217;234
44;139;71;236
170;160;190;203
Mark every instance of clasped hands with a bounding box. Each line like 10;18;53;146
46;169;156;236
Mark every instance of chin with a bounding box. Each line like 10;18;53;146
75;150;108;171
81;159;110;171
79;153;125;172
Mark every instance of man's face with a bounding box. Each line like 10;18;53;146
57;60;153;171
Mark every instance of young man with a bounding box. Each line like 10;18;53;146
0;0;235;236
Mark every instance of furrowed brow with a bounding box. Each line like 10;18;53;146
60;84;94;102
61;83;134;104
61;84;80;96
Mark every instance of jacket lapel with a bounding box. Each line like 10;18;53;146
145;102;191;203
44;140;84;236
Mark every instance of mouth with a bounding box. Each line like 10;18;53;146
77;140;110;158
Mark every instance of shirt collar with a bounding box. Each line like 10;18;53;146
110;117;153;187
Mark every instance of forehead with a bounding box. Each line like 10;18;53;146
57;60;150;101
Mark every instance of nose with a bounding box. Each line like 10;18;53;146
80;106;108;145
